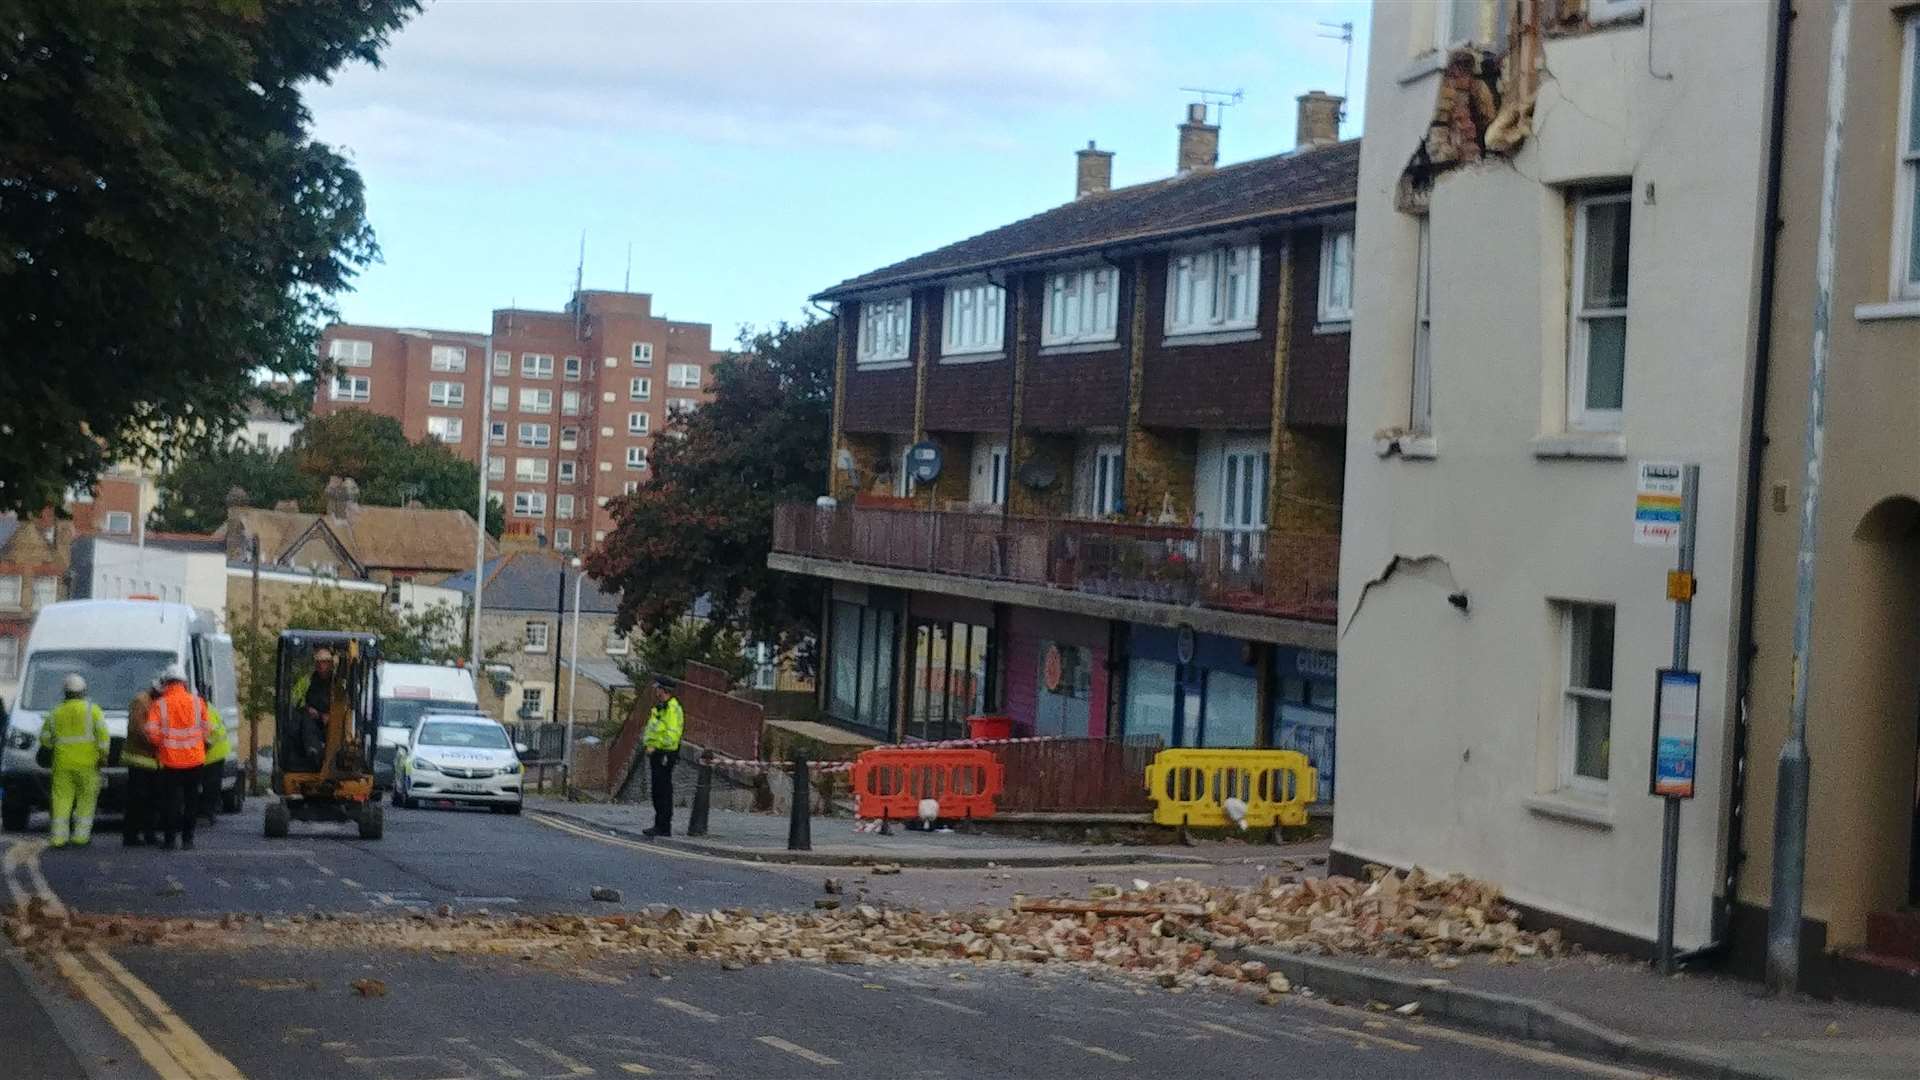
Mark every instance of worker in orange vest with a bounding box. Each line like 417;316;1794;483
143;664;211;851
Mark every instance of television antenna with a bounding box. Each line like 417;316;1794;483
1318;21;1355;110
1175;86;1244;125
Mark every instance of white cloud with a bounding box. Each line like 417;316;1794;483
311;0;1151;168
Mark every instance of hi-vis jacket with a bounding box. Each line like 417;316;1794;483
144;683;210;770
643;696;684;752
40;698;109;771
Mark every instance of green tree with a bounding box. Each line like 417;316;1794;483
0;1;422;514
152;444;317;532
617;620;753;690
585;319;833;673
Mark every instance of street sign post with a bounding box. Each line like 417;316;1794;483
1653;463;1701;976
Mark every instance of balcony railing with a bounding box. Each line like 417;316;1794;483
773;502;1337;623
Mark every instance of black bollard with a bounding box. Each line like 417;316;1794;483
787;753;812;851
687;758;713;838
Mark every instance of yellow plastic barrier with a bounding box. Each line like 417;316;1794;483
1143;749;1318;828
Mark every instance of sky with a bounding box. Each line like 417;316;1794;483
307;0;1372;348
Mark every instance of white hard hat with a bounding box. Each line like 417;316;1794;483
63;673;87;694
161;663;187;684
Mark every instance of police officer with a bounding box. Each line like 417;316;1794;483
640;677;684;838
199;702;231;825
144;665;211;851
40;674;109;848
122;681;161;846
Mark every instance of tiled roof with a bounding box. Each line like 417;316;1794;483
223;505;494;574
561;657;633;691
815;139;1360;300
439;551;621;614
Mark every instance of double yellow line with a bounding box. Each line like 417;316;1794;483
2;840;243;1079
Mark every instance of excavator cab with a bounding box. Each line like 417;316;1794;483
266;630;383;839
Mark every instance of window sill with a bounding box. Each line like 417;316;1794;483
1313;319;1353;336
938;351;1005;366
1531;434;1626;460
1161;328;1262;348
1523;793;1614;830
1398;52;1446;84
1373;431;1437;459
854;360;912;372
1038;341;1122;357
1854;299;1920;322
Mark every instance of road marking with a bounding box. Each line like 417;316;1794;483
918;995;984;1016
446;1035;529;1077
341;877;363;889
803;966;864;982
1380;1017;1656;1079
315;864;336;876
756;1035;840;1066
619;1066;655;1076
213;877;232;889
1054;1035;1132;1062
1197;1019;1268;1042
654;995;721;1021
250;876;270;890
513;1037;594;1076
276;876;294;889
87;946;247;1077
1315;1022;1422;1052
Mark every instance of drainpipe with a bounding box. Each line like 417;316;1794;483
1767;0;1850;997
1696;0;1796;966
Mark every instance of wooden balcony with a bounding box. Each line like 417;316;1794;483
772;502;1337;624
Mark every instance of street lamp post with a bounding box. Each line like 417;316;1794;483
563;556;585;793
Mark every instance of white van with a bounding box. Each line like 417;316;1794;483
372;662;481;792
1;600;240;831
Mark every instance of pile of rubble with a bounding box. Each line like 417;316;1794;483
1;868;1563;991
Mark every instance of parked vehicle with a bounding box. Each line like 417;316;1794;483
1;600;239;831
372;662;481;793
391;713;525;814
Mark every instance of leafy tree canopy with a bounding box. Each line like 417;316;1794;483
0;0;421;514
586;319;833;673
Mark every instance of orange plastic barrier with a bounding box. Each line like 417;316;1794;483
852;747;1004;821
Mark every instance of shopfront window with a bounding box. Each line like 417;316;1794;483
1200;670;1258;747
1033;641;1092;737
909;619;992;742
827;600;897;735
1125;659;1177;746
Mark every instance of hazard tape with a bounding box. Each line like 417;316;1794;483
696;733;1083;776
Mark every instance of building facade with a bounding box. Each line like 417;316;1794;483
772;99;1354;777
0;515;71;701
1337;0;1772;953
438;552;624;728
315;289;723;555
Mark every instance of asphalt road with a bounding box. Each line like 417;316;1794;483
3;803;1654;1080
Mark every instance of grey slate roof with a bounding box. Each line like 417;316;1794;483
815;139;1360;300
438;551;621;614
560;657;633;691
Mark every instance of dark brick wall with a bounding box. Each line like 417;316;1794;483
1137;235;1285;431
1286;226;1351;428
925;359;1012;432
1021;272;1131;433
838;299;918;435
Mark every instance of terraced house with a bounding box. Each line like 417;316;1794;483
772;98;1358;791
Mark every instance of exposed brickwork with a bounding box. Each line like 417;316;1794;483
832;433;894;500
1272;427;1344;535
1137;235;1288;430
1123;256;1197;520
1286;225;1352;428
927;432;973;504
1009;433;1074;517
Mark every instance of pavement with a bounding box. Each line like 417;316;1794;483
4;799;1920;1079
532;797;1289;868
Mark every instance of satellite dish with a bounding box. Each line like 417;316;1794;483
906;441;943;484
1018;460;1057;490
835;448;856;473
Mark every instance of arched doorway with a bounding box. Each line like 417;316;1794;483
1851;496;1920;906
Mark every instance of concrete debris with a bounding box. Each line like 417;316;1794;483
156;882;185;897
1267;973;1291;994
823;878;843;895
813;898;841;911
870;864;902;876
435;903;454;918
351;978;387;998
1088;884;1122;900
1395;1001;1422;1017
590;887;622;903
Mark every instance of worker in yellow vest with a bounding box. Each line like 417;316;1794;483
198;703;231;825
40;674;110;848
641;677;685;838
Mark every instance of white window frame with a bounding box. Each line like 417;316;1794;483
667;363;702;388
556;494;576;520
0;636;17;681
1219;444;1270;533
1558;601;1615;794
523;621;550;653
668;398;698;417
1569;189;1632;434
941;282;1005;357
1411;216;1434;436
1894;15;1920;301
489;421;507;445
631;342;654;367
429;345;467;372
513;491;548;518
328;339;373;366
1041;267;1118;347
0;575;19;609
605;631;630;656
492;351;511;376
563;355;583;381
1589;0;1646;24
555;527;574;551
857;296;912;366
559;427;579;451
519;387;553;414
626;446;648;471
488;457;506;479
426;416;464;443
628;411;650;435
1317;227;1355;325
103;510;133;534
630;377;652;401
561;390;581;416
558;460;577;483
622;480;640;495
30;576;55;609
1165;243;1260;337
428;381;465;407
330;373;370;402
489;385;508;411
521;353;554;379
1434;0;1511;51
514;457;549;482
517;423;551;448
1084;444;1124;517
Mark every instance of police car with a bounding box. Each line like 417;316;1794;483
390;713;524;814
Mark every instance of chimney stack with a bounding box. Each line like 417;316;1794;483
1295;90;1343;149
324;476;360;520
1177;102;1218;175
1075;140;1114;198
